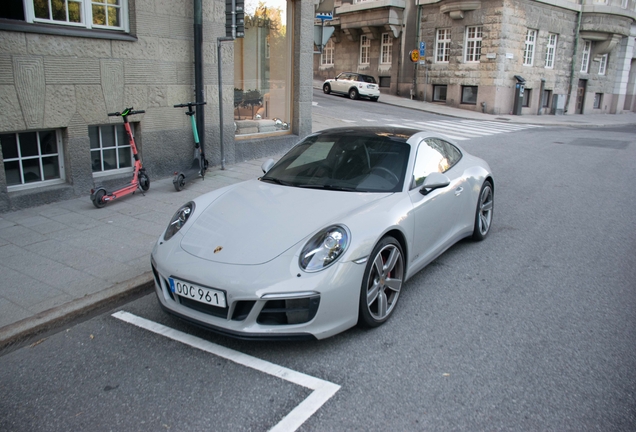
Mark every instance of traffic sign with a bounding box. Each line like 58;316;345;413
410;50;419;62
316;12;333;20
419;41;426;57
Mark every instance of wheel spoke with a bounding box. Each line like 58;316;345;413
480;214;490;232
384;277;402;292
481;200;493;212
377;289;388;318
384;247;399;273
367;281;380;306
373;254;384;276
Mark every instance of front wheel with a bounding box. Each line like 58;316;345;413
323;83;331;94
349;88;359;100
173;174;185;191
91;188;107;209
472;180;494;241
139;172;150;191
358;236;405;328
371;97;379;102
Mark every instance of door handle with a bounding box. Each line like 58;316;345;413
454;187;463;196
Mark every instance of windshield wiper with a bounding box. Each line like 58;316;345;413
297;184;358;192
260;177;294;186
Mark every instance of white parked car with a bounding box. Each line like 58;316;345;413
323;72;380;101
151;127;494;340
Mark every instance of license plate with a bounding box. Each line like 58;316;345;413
169;277;227;308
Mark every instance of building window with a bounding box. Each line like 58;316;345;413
1;130;65;190
581;40;591;73
360;35;370;65
523;29;537;66
545;33;557;69
436;29;451;63
234;3;290;136
522;89;532;107
321;39;334;66
465;26;482;63
380;33;392;64
15;0;130;31
89;124;133;175
461;86;478;104
598;54;608;75
542;89;552;107
433;85;447;102
622;0;628;8
593;93;603;109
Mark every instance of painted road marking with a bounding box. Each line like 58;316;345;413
112;311;340;432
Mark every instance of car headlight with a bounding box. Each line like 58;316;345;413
299;225;350;272
164;201;195;241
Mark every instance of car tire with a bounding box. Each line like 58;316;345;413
358;236;405;328
323;84;331;94
472;180;494;241
371;97;379;102
349;88;359;100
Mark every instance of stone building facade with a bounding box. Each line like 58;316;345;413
315;0;636;116
0;0;315;212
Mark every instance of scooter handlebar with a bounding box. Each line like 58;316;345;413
107;108;146;117
173;102;207;108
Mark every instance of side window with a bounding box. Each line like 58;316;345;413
412;139;446;188
435;138;462;168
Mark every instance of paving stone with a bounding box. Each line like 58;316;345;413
0;225;47;246
0;298;30;328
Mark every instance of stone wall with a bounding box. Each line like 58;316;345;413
0;0;313;212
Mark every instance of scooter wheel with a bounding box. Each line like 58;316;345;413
174;174;186;192
92;189;107;209
139;173;150;191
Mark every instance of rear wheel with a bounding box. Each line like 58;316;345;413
323;83;331;94
371;97;379;102
174;174;186;192
358;236;404;328
472;180;493;241
349;88;359;100
139;172;150;191
91;189;107;209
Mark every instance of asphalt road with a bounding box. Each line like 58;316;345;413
1;101;635;431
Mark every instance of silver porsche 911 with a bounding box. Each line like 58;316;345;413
151;127;494;340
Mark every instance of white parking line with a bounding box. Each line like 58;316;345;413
112;311;340;432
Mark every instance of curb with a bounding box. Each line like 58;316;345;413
0;273;155;352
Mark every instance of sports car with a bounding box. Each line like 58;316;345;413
150;127;494;340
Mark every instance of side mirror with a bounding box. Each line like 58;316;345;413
261;159;275;174
419;172;451;195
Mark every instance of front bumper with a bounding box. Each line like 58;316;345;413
150;236;365;340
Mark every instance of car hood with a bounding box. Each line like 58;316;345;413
180;180;389;265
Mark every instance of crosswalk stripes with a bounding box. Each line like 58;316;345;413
383;119;541;141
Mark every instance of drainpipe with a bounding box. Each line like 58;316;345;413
194;0;205;154
565;8;582;114
414;3;422;99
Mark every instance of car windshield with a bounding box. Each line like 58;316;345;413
261;130;411;193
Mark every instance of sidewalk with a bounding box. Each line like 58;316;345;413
1;88;634;349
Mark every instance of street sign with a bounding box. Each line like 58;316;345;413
419;41;426;57
316;12;333;20
410;50;419;62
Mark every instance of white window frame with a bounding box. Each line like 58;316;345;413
581;40;591;73
321;39;334;66
622;0;628;8
545;33;558;69
90;124;134;178
598;54;608;75
464;26;482;63
523;29;537;66
1;129;66;192
23;0;129;32
380;33;392;64
360;35;370;65
436;28;451;63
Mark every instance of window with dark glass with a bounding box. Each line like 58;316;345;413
461;86;478;105
433;85;447;102
1;130;64;188
89;124;132;174
522;89;532;107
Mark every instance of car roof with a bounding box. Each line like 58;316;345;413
310;127;421;142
